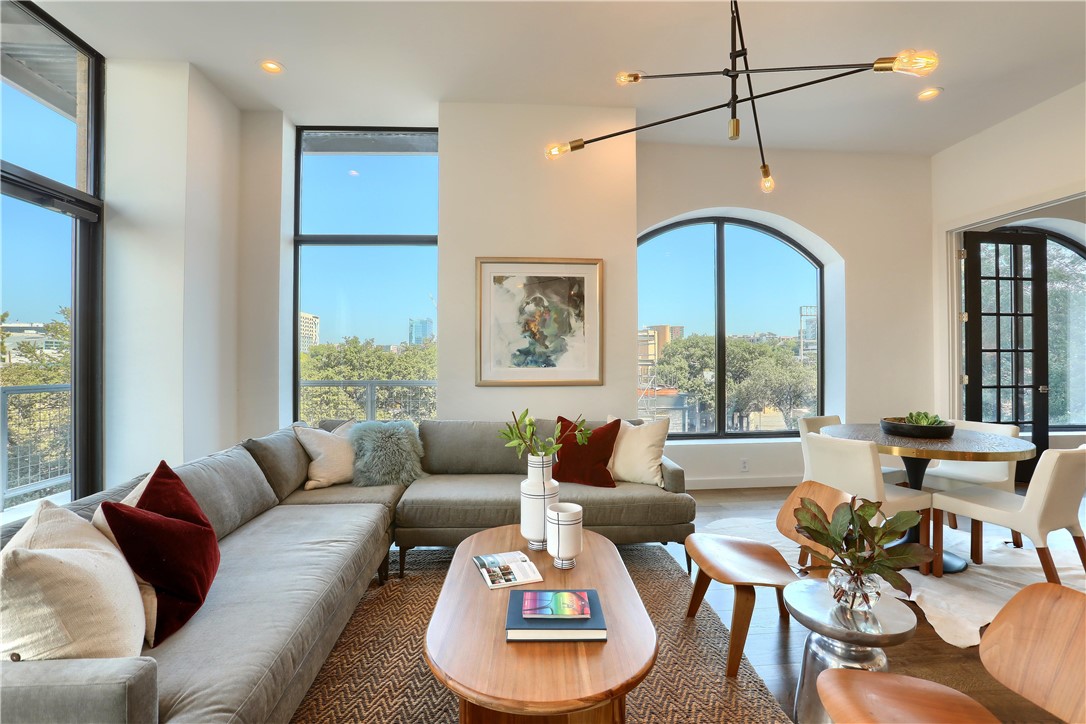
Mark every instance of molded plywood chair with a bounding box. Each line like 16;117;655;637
816;582;1086;724
684;480;850;678
798;415;908;486
922;419;1021;545
931;446;1086;582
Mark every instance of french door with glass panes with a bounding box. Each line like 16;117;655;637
962;230;1047;480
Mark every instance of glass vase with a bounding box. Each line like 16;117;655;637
827;568;882;611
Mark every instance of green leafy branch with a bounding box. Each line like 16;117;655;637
498;408;590;459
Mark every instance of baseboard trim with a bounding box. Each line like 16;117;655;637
686;474;798;490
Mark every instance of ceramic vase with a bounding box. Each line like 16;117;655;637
828;568;882;611
546;502;583;570
520;454;557;551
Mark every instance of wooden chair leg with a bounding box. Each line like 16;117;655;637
971;519;984;564
918;509;931;576
1011;530;1023;548
775;587;788;618
1036;547;1061;584
1073;535;1086;572
798;549;809;567
686;569;712;618
685;549;693;575
933;509;944;578
726;585;757;678
947;512;958;530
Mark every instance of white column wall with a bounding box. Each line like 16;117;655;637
237;111;296;439
437;103;638;421
102;62;241;484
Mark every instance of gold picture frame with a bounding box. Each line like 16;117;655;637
476;257;603;386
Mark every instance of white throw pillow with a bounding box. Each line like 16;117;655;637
1;501;145;661
293;421;356;490
606;417;669;487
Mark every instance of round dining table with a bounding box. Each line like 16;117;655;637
820;423;1036;573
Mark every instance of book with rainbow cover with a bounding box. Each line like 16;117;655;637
521;590;591;619
506;589;607;641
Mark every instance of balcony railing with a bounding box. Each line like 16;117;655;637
299;379;437;425
1;384;72;511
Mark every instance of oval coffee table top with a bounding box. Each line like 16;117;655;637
784;578;917;648
424;525;658;717
821;423;1036;463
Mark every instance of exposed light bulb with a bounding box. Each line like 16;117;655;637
917;87;943;101
892;49;939;77
616;71;643;86
760;164;775;194
544;139;585;160
259;60;285;74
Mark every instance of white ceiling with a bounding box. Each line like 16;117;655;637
40;1;1086;155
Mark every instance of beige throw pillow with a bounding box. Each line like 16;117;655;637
606;417;669;487
293;421;356;490
1;501;145;661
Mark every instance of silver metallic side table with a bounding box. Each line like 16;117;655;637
783;578;917;724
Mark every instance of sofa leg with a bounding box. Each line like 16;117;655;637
685;549;692;575
378;552;389;584
399;546;413;577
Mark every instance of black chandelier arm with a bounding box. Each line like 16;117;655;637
635;62;875;82
740;67;868;104
733;0;767;166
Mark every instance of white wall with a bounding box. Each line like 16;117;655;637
930;83;1086;413
637;143;932;487
237;111;296;439
103;62;241;483
437;103;638;421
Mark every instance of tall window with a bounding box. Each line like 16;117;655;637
295;128;438;424
1;1;103;521
637;218;822;437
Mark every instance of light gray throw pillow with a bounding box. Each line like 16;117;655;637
349;421;425;487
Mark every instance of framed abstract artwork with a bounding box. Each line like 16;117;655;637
476;257;603;386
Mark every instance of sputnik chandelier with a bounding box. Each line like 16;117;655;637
545;0;938;193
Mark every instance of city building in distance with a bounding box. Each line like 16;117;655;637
299;312;320;354
408;317;435;346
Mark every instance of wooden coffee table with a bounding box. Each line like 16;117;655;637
425;525;658;723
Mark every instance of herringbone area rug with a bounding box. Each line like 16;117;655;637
292;545;789;723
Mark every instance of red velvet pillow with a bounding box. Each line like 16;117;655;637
100;461;220;645
552;417;621;488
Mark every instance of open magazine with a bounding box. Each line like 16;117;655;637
472;551;544;590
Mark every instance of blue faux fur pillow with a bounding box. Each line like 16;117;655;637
349;421;425;487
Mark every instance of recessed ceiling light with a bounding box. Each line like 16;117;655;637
917;87;943;101
260;60;285;74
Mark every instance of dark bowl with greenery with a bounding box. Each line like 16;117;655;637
880;411;955;440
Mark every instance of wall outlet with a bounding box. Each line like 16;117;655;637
739;458;750;473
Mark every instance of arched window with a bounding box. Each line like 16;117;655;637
637;218;823;437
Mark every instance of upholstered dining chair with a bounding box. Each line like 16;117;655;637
816;582;1086;724
798;415;908;486
922;419;1021;545
804;434;933;571
684;480;850;678
931;446;1086;582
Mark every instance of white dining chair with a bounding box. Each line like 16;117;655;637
931;446;1086;582
805;433;932;574
798;415;908;486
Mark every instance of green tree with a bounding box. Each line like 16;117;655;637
655;334;715;413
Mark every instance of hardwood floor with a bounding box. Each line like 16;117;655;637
664;488;1056;723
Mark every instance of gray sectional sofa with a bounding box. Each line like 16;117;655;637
0;418;695;723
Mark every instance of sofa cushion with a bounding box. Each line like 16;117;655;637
553;416;619;488
172;446;278;540
281;483;406;515
0;477;143;549
294;421;356;490
395;475;695;529
242;426;311;500
607;417;669;487
148;503;390;723
1;501;145;661
419;420;556;475
349;420;425;487
97;461;220;646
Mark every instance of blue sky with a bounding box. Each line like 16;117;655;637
3;80;812;344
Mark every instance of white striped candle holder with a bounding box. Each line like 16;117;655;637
546;503;583;569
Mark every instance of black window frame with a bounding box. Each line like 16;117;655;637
291;126;439;421
990;224;1086;432
637;216;825;439
1;0;104;499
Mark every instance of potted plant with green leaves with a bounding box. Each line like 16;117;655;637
794;496;934;610
500;409;591;550
881;410;955;439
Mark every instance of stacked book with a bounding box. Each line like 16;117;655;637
505;590;607;641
